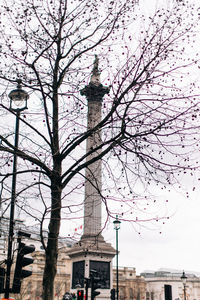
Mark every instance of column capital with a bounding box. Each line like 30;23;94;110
80;55;110;101
80;82;109;102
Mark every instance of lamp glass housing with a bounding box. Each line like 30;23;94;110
181;271;187;285
9;84;29;111
113;215;121;230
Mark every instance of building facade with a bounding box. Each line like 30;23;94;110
1;219;200;300
14;251;146;300
0;241;146;300
2;242;200;300
0;245;72;300
113;267;146;300
142;271;200;300
0;219;73;300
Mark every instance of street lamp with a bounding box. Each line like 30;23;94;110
181;271;187;300
4;80;29;298
113;215;121;300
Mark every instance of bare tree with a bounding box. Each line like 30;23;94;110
0;0;199;299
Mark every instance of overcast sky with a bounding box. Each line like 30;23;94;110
116;0;200;276
107;0;200;276
103;184;200;275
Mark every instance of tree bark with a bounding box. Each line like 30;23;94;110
42;173;62;300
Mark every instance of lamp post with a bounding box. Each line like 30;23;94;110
181;271;187;300
4;80;29;298
113;215;121;300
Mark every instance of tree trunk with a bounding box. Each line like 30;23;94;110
42;175;62;300
42;77;61;299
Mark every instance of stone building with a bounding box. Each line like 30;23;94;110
15;260;146;300
1;220;200;300
3;236;200;300
0;219;73;300
0;243;72;300
0;239;146;300
142;270;200;300
113;267;146;300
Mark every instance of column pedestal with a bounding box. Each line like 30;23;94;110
67;236;115;300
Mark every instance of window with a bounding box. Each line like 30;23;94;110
27;281;32;294
120;287;125;300
129;288;134;299
137;290;140;300
164;285;172;300
151;292;154;300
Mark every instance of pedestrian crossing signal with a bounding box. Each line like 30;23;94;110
77;290;84;300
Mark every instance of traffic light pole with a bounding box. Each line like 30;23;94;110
4;111;20;299
85;278;89;300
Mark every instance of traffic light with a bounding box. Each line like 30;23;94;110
110;288;115;300
0;267;5;293
12;242;35;293
77;290;84;300
91;275;101;300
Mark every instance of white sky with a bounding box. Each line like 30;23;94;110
114;0;200;276
104;0;200;276
103;184;200;275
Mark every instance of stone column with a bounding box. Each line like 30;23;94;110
67;56;115;300
80;55;109;240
